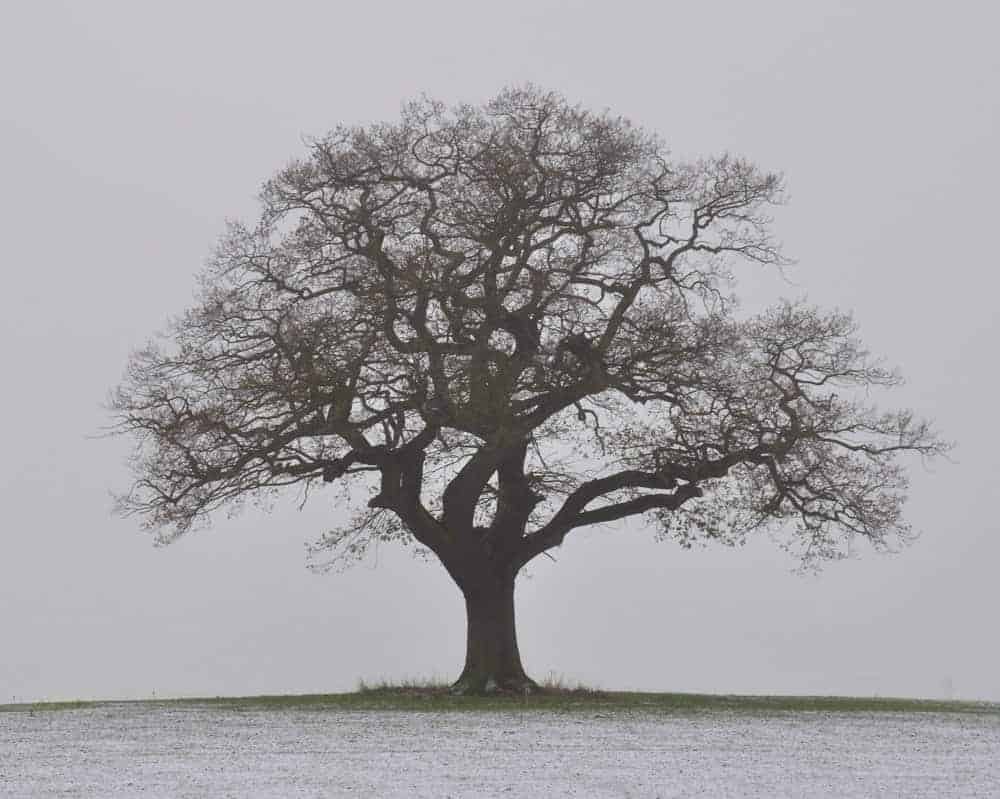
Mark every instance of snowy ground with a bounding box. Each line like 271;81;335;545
2;703;998;797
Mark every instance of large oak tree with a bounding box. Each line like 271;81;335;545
112;87;946;693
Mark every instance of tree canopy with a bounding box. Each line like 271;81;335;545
111;86;946;691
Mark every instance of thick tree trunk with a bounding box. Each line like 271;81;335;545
451;570;537;695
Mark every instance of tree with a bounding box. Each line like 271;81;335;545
111;86;947;694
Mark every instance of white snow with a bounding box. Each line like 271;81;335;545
2;704;998;797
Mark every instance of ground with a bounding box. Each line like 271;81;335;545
3;692;998;797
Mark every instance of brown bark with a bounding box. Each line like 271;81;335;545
451;569;536;694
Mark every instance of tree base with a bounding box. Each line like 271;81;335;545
449;673;539;696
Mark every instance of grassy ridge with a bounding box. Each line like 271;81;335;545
3;685;998;716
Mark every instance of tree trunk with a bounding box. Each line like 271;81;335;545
451;570;536;695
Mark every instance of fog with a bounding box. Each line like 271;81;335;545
1;0;997;703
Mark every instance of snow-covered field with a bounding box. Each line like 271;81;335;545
3;703;998;797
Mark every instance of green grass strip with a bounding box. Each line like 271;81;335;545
4;687;998;716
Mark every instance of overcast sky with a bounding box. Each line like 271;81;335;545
2;0;998;704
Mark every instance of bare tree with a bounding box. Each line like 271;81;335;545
110;86;947;693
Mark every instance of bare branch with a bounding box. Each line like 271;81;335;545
110;86;947;575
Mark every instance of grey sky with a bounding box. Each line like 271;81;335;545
1;0;997;703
